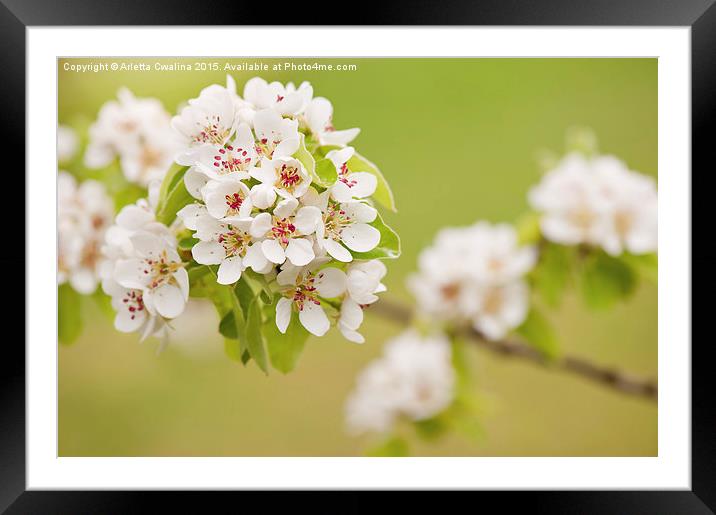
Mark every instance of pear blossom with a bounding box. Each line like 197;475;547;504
172;82;238;155
251;109;300;160
85;88;178;186
301;188;381;262
58;172;114;294
164;76;394;345
181;122;257;184
339;260;388;344
242;77;313;118
408;221;536;340
529;152;658;255
471;281;530;340
325;147;377;202
249;157;311;209
304;97;360;146
345;330;455;435
57;125;78;163
249;199;321;266
190;213;270;285
201;178;253;220
275;260;347;337
111;231;188;320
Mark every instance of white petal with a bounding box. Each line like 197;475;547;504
184;167;209;200
342;202;377;223
114;259;146;289
262;239;286;264
347;172;377;199
272;137;299;159
294;206;321;235
324;238;353;262
115;308;146;333
69;268;98;294
174;267;190;300
217;256;244;285
274;197;298;219
298;302;330;337
314;267;347;298
191;241;225;265
242;243;269;273
116;204;154;230
285;238;315;266
341;223;381;252
339;324;365;344
152;284;186;319
249;183;276;209
321;128;360;146
250;212;273;238
340;298;364;330
275;297;292;334
176;203;206;230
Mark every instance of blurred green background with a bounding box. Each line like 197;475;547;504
58;58;657;457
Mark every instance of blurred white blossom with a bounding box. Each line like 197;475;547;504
85;88;179;186
408;222;536;340
529;152;657;256
345;330;455;435
57;125;78;163
58;172;114;294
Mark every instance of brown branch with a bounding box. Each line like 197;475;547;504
369;299;657;402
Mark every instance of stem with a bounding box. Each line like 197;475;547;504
368;299;657;402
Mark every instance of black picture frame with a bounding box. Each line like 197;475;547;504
3;0;708;512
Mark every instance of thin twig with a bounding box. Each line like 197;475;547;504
369;299;658;402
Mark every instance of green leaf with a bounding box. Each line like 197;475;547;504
367;436;409;457
621;252;658;284
234;278;256;321
58;284;83;345
350;212;400;260
579;252;637;309
414;416;448;441
294;133;318;184
246;299;269;374
155;167;193;225
346;151;396;212
156;163;188;212
515;307;559;359
532;243;574;307
314;158;338;186
178;237;199;251
264;310;310;374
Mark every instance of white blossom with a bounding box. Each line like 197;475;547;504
275;260;347;336
339;260;388;343
57;125;78;163
58;172;114;294
528;152;658;255
408;222;536;340
304;97;360;146
101;197;187;341
85;88;178;186
325;147;377;202
190;213;270;285
249;199;321;266
345;330;455;435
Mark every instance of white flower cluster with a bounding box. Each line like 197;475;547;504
58;172;114;294
409;222;536;340
529;152;658;256
345;330;455;435
100;187;188;340
173;76;387;340
85;88;179;187
57;125;79;163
